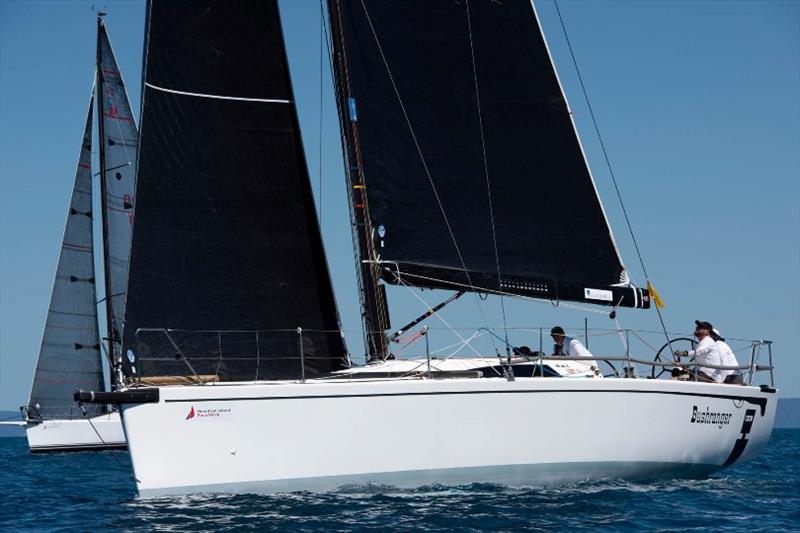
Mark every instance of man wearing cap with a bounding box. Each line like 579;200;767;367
673;320;723;382
550;326;599;375
712;328;744;385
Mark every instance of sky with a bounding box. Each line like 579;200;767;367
1;0;798;411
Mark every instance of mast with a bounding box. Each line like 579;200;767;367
95;14;116;380
326;0;390;361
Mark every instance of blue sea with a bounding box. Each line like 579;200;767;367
1;430;798;532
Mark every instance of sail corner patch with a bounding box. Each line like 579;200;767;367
584;288;613;302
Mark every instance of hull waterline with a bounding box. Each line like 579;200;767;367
26;411;126;452
118;377;777;497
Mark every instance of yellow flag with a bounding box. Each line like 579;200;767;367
647;280;665;309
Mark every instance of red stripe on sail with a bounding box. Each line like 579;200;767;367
104;112;133;122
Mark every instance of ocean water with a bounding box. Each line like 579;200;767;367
1;430;798;532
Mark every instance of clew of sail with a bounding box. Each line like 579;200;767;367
27;91;104;420
97;17;138;362
121;0;348;382
328;0;649;309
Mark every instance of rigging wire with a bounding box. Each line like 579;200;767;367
318;0;324;225
77;403;140;482
396;279;485;358
464;0;510;357
395;279;504;377
552;0;673;347
358;0;500;354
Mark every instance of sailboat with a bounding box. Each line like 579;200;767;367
76;0;777;494
23;16;137;452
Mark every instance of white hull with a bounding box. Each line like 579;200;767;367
26;411;126;452
120;376;777;497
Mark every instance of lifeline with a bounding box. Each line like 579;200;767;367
690;405;733;428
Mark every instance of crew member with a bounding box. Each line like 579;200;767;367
712;328;744;385
673;320;722;382
550;326;599;375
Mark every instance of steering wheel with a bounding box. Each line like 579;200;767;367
651;337;696;379
601;358;619;378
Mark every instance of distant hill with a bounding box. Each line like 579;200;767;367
776;398;800;428
0;410;25;438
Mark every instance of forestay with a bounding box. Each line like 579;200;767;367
28;95;104;419
328;0;649;309
97;18;138;358
122;0;348;381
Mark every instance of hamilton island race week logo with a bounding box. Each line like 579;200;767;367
690;405;733;428
185;405;232;421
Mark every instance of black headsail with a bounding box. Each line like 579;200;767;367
122;0;348;381
327;0;650;316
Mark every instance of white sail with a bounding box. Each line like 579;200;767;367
27;91;104;420
97;19;138;358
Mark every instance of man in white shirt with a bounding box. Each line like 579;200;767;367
712;328;744;385
550;326;599;374
674;320;723;382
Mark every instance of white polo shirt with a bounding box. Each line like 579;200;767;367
716;340;740;379
688;335;723;382
559;336;598;372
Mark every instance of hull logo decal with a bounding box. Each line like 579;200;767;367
723;409;757;467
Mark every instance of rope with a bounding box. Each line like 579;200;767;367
318;0;324;225
464;0;510;357
359;0;499;352
77;403;140;482
552;0;673;348
395;279;503;376
396;279;484;358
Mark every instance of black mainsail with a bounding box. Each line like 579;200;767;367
97;16;138;369
122;0;348;381
27;93;105;419
327;0;650;318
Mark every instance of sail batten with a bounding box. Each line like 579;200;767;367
27;92;104;420
328;0;649;309
122;0;348;381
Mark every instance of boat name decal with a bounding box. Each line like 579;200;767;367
690;405;733;428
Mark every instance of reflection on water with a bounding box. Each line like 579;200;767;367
0;430;797;532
